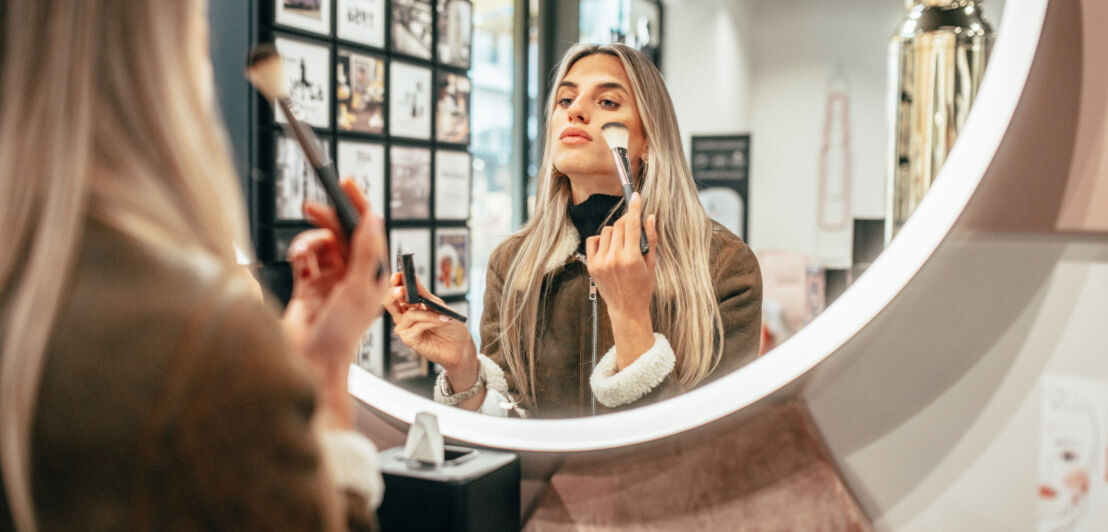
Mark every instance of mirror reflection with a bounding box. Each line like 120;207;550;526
243;0;1006;418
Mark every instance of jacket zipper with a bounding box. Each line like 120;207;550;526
576;254;599;416
589;276;598;416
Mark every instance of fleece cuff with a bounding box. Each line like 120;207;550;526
590;333;675;408
319;430;384;511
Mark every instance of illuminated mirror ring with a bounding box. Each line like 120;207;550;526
349;0;1050;452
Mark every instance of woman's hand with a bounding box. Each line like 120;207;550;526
383;274;478;374
282;179;389;428
586;193;659;369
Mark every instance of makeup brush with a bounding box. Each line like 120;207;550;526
600;122;649;255
247;44;383;279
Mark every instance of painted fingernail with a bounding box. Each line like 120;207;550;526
439;315;450;322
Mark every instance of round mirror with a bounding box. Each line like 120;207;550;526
350;0;1046;450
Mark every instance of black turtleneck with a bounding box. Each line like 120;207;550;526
568;194;624;254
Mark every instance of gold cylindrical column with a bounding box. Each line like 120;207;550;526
886;0;995;241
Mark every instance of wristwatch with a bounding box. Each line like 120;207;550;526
435;369;486;406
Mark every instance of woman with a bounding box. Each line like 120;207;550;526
0;0;388;529
387;43;762;418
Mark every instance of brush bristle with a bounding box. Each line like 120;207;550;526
600;122;630;150
245;43;286;101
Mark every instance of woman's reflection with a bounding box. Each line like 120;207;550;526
384;43;762;418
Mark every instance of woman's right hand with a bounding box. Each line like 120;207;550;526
383;274;479;380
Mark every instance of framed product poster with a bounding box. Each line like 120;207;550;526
389;328;428;380
274;134;330;220
692;135;750;242
336;49;385;134
389;145;431;220
434;227;469;296
435;71;471;144
389;61;432;140
391;0;433;60
434;150;471;220
390;227;432;290
274;0;333;36
272;226;310;262
336;0;386;48
274;37;332;129
336;140;386;216
437;0;473;69
353;317;385;378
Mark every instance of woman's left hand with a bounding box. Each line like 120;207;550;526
586;193;659;369
282;179;390;427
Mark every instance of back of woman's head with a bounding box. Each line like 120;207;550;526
0;1;246;529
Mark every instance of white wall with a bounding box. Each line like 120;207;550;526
807;235;1108;531
662;0;754;145
663;0;1007;265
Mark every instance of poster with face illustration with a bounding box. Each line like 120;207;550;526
1039;375;1108;532
434;227;468;296
274;37;332;129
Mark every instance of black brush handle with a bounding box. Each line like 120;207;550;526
612;148;650;255
317;162;359;240
275;98;360;241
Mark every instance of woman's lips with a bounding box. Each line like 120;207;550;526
559;127;592;144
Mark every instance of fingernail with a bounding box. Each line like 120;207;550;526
439;315;450;322
631;192;640;201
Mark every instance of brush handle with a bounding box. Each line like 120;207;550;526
611;148;650;255
275;98;360;240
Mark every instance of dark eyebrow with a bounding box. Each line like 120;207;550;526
595;82;628;94
555;81;628;94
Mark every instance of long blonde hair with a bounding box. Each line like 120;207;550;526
0;1;248;529
498;43;724;409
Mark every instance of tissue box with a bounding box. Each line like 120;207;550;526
377;445;520;532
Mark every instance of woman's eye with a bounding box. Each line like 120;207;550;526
557;97;574;107
600;99;620;109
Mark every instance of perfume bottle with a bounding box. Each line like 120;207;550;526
885;0;995;241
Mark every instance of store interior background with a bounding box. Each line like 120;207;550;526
207;1;1108;530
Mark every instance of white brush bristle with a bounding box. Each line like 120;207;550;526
601;122;629;150
245;46;287;101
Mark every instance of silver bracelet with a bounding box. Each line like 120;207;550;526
435;369;486;406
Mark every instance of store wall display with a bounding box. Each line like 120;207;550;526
434;227;469;296
389;145;432;219
434;150;471;220
436;0;472;69
336;139;387;215
275;134;331;220
392;0;433;60
274;0;333;36
436;71;471;144
274;37;332;128
389;61;433;140
354;317;386;378
248;0;470;387
336;49;386;134
337;0;386;48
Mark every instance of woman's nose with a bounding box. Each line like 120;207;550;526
567;100;588;123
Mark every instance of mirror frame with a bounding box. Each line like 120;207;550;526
349;0;1050;452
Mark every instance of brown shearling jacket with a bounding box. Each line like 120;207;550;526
0;221;375;531
478;222;762;419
